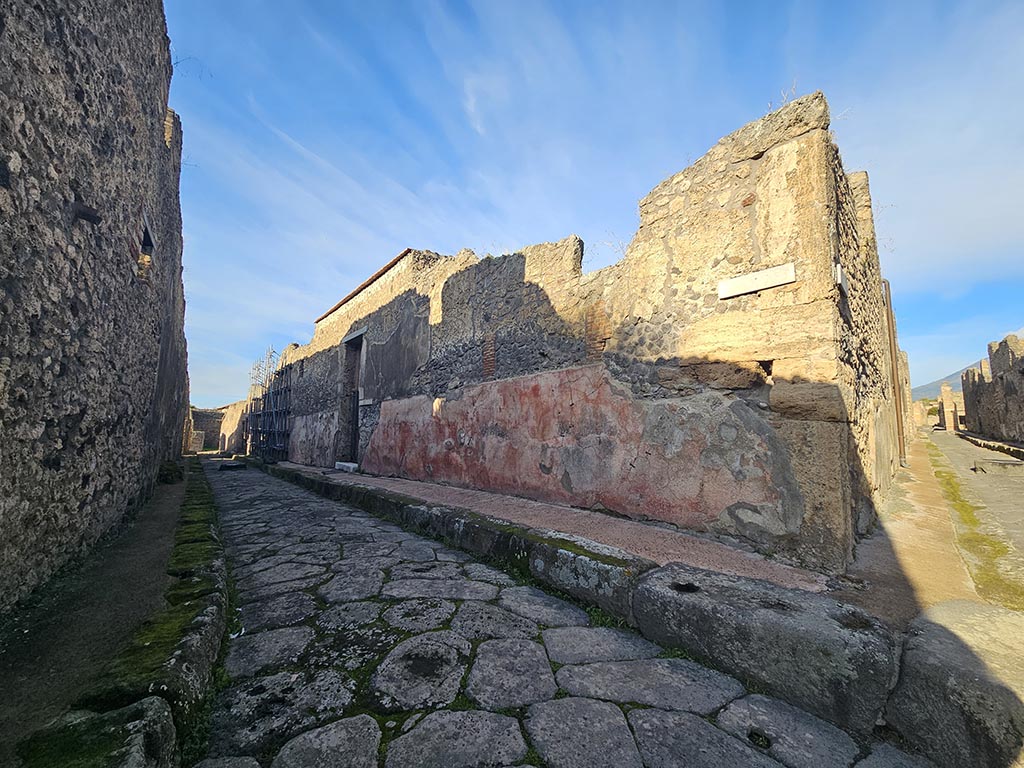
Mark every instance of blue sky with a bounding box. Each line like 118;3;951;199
165;1;1024;408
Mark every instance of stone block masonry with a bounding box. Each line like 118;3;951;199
963;333;1024;443
251;92;908;574
0;0;189;612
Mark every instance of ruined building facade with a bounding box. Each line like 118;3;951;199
249;93;908;574
962;334;1024;443
0;0;189;612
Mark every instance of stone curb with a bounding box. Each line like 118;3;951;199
253;462;1021;764
956;431;1024;461
260;462;656;621
25;460;230;766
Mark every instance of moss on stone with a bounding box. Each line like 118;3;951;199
16;722;124;768
927;442;1024;610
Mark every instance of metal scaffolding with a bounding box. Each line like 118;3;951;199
245;347;292;462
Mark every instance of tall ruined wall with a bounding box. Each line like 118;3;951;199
218;399;247;454
269;93;903;573
0;0;188;612
190;407;224;450
963;334;1024;442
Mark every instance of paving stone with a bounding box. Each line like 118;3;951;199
343;541;398;559
208;669;352;755
318;569;384;602
308;623;404;671
394;542;437;561
384;710;527;768
628;708;783;768
382;598;456;632
371;631;471;711
435;548;473;562
317;601;382;632
225;627;314;679
382;578;498;601
556;659;744;715
239;591;318;632
525;697;642;768
332;555;401;573
498;586;589;627
466;639;556;710
450;600;540;640
462;562;516;586
389;561;465;581
716;694;860;768
542;627;661;664
271;715;380;768
235;562;326;592
237;574;323;604
854;744;937;768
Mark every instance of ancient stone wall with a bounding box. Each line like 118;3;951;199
258;93;904;573
962;334;1024;442
937;382;965;432
218;399;247;454
0;0;188;612
190;407;224;450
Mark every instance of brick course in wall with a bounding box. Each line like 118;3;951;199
0;0;188;612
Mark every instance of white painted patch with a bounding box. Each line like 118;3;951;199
717;263;797;300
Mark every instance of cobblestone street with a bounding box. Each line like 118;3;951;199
198;463;928;768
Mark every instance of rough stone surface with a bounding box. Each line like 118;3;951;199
0;0;189;614
270;715;380;768
317;601;382;631
384;711;527;768
633;563;898;734
541;626;661;664
371;631;471;712
498;585;589;626
17;697;177;768
450;600;540;640
382;578;497;601
963;334;1024;442
195;760;261;768
556;658;744;715
200;454;897;767
318;570;384;602
207;669;352;756
885;600;1024;768
466;639;556;710
382;598;456;632
224;627;315;678
716;694;860;768
239;592;318;632
525;697;642;768
854;744;937;768
629;708;784;768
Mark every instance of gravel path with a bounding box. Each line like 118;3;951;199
197;461;930;768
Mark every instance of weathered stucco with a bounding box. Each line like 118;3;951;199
0;0;188;611
249;92;906;573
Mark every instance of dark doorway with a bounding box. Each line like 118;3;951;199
342;333;364;462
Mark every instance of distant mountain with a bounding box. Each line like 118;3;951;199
912;362;981;401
